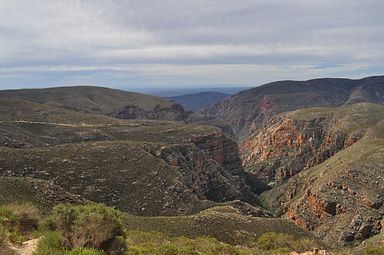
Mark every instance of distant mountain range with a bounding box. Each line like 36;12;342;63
201;75;384;139
0;86;189;121
129;86;251;97
169;91;230;111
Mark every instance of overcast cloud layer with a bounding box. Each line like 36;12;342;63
0;0;383;89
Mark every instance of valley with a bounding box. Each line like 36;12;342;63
0;76;384;254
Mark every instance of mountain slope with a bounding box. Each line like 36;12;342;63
170;91;229;111
0;176;84;213
197;75;384;247
0;86;188;121
0;96;261;216
125;205;319;246
241;103;384;185
201;75;384;139
257;103;384;247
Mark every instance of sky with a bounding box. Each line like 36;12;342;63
0;0;383;90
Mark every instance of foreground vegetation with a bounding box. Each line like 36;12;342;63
0;203;383;255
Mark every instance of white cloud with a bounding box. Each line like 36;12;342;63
0;0;383;88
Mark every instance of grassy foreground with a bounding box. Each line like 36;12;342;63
0;203;383;255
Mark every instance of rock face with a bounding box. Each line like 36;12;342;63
201;75;384;139
241;113;362;185
281;181;383;247
147;133;258;205
259;104;384;247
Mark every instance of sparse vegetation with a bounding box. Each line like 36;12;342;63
124;206;315;246
125;230;324;255
255;232;318;254
47;204;126;255
0;202;382;254
34;231;106;255
126;230;253;255
0;203;40;244
0;83;384;254
0;225;6;244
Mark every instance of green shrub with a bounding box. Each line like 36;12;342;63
125;230;253;255
105;236;127;255
257;232;295;251
364;246;384;255
49;204;126;255
9;230;26;244
34;232;107;255
0;203;40;236
34;231;65;255
65;248;106;255
125;231;168;246
0;225;6;244
256;232;318;253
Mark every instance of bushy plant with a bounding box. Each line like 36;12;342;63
333;246;384;255
0;203;40;232
125;230;253;255
256;232;318;253
0;225;6;244
8;230;26;244
0;203;41;244
65;248;106;255
34;231;108;255
363;246;384;255
49;204;126;255
34;231;65;255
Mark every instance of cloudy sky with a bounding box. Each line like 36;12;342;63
0;0;383;90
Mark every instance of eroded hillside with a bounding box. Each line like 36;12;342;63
241;103;384;246
1;79;384;250
0;96;260;216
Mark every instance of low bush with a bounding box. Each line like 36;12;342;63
35;231;108;255
363;246;384;255
65;248;106;255
34;231;65;255
125;230;253;255
0;225;6;244
8;230;26;244
256;232;318;253
48;203;126;255
0;203;40;229
0;203;41;244
333;246;384;255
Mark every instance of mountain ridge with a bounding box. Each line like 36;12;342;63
200;75;384;139
170;91;230;111
0;85;189;121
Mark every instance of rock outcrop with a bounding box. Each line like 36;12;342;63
115;103;190;121
145;131;262;205
241;112;362;185
260;120;384;247
251;103;384;247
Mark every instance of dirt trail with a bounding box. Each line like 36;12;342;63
10;238;39;255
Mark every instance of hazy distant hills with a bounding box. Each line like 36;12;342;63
170;91;230;111
131;86;251;97
0;86;189;121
